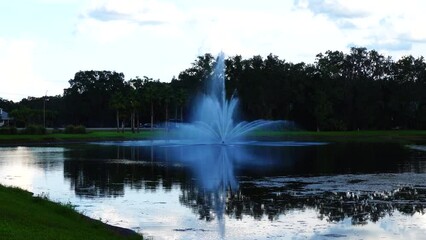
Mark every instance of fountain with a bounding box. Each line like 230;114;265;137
95;53;324;239
175;52;282;144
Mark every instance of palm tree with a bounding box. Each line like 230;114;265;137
159;83;172;129
110;92;126;132
128;90;141;133
175;88;187;123
142;77;161;131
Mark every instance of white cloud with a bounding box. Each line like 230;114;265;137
75;0;426;63
295;0;370;19
176;4;345;61
75;18;138;44
35;0;83;3
72;0;353;75
86;0;182;22
76;0;185;43
0;39;53;101
296;0;426;53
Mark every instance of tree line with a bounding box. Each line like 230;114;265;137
1;47;426;131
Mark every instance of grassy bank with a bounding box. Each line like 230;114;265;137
0;129;162;144
0;129;426;144
251;130;426;143
0;184;142;240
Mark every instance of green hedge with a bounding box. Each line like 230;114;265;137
52;128;63;133
22;125;46;135
0;126;18;135
64;125;86;134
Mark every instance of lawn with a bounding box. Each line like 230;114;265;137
250;130;426;143
0;129;163;144
1;129;426;144
0;184;142;240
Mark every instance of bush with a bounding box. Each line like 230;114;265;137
52;128;63;134
64;125;75;134
23;125;46;135
74;125;86;134
0;126;18;135
64;125;86;134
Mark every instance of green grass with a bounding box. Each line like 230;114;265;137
251;130;426;143
0;185;142;240
0;130;163;144
1;129;426;144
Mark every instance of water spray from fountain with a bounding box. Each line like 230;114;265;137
178;52;283;144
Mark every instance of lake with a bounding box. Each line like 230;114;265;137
1;140;426;239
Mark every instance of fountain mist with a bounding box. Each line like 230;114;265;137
178;53;282;144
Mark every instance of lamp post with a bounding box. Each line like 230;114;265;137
43;91;48;128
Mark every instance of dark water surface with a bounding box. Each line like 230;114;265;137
1;141;426;239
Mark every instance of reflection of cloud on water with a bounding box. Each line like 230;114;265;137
80;186;221;240
0;146;65;193
215;209;426;240
0;163;39;191
310;212;426;240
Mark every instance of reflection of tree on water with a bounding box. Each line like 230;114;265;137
62;143;426;226
63;144;191;197
179;182;426;225
313;187;426;224
164;143;426;226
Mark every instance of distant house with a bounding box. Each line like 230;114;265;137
0;108;12;127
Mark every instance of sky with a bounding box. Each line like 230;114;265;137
1;0;426;102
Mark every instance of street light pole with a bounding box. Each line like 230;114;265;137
43;91;47;128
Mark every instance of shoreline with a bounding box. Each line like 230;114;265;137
0;129;163;145
2;129;426;145
0;184;142;240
